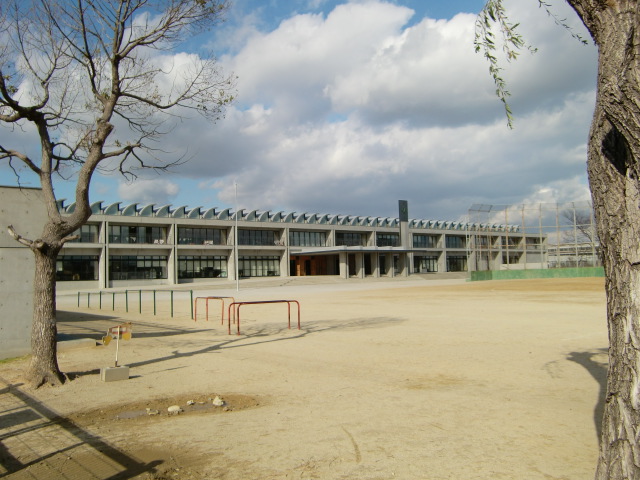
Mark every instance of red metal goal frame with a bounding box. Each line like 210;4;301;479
194;296;235;324
227;300;301;335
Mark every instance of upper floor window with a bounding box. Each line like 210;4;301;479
445;235;466;249
68;224;99;243
289;230;327;247
108;225;167;244
501;236;521;248
526;237;542;249
336;232;365;247
178;227;225;245
413;234;438;248
377;233;399;247
238;229;278;246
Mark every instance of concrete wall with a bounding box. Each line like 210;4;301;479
0;186;48;359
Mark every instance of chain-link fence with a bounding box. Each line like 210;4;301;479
467;201;600;271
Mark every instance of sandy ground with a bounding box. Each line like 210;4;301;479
0;276;608;479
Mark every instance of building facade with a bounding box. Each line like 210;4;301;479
55;199;548;290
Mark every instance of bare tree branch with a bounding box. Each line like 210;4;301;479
7;225;33;247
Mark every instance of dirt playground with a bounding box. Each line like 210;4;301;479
0;276;607;479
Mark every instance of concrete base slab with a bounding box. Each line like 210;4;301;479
100;366;130;382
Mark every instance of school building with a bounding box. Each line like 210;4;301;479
51;196;548;290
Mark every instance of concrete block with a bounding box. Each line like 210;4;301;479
101;366;130;382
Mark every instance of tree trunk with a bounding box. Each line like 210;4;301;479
585;6;640;477
26;244;64;388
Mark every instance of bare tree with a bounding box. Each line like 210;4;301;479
0;0;235;387
560;207;598;243
476;0;640;477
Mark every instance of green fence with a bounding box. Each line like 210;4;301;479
76;289;194;319
470;267;604;282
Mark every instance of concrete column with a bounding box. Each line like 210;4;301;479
281;249;289;277
339;251;348;278
356;253;365;278
401;253;409;277
373;253;380;277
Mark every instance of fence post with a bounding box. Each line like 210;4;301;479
99;290;102;310
87;292;90;308
170;290;174;318
153;290;157;315
190;290;194;319
77;291;80;308
139;290;142;314
112;292;115;311
126;290;129;313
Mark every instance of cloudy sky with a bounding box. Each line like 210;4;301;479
0;0;598;222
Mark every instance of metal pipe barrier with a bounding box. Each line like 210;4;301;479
75;289;194;319
227;300;301;335
194;296;235;324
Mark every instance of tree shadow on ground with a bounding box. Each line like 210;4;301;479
0;378;162;479
567;348;608;442
122;316;406;371
57;310;210;342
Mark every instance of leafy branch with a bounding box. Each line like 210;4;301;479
474;0;536;128
475;0;590;129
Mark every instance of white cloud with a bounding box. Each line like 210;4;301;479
118;179;180;205
53;0;598;221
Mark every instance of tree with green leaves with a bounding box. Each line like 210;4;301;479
476;1;640;477
0;0;235;388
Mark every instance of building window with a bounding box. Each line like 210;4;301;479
503;253;521;265
238;256;280;277
414;256;438;273
109;255;168;280
446;255;467;272
473;236;490;247
413;234;438;248
178;227;225;245
108;225;167;244
526;237;542;249
445;235;466;249
56;255;99;281
178;255;228;278
500;236;520;248
238;229;278;246
377;233;399;247
336;232;365;246
289;231;327;247
68;224;99;243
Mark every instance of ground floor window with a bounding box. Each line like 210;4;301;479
239;256;280;277
57;255;99;281
474;253;492;271
109;255;168;280
178;255;228;278
503;253;521;265
414;256;438;273
446;255;467;272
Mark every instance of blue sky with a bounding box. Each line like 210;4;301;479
0;0;597;221
226;0;487;28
